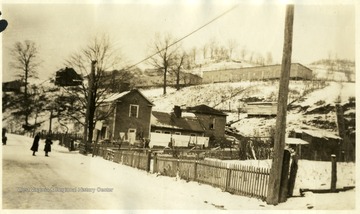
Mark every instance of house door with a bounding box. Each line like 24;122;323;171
128;129;136;145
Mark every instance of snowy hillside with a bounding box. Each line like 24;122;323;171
308;59;355;82
142;81;355;137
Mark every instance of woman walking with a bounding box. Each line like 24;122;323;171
44;137;53;157
31;133;40;156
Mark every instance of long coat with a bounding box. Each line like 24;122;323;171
44;139;52;152
30;134;40;152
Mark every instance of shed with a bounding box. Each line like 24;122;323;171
295;129;342;161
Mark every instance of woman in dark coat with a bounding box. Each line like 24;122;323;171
44;138;53;157
31;133;40;156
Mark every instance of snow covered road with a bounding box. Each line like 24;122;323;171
2;134;356;211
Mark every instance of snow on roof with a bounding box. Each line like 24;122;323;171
286;138;309;145
102;91;130;102
151;111;204;132
101;89;154;105
294;129;342;140
182;112;196;118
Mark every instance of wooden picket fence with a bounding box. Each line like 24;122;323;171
97;148;151;171
95;147;270;201
153;156;270;200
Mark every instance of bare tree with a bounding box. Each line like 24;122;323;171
214;46;229;61
63;34;125;146
189;47;197;64
240;46;248;60
171;51;187;90
254;52;265;65
208;37;218;59
148;33;180;95
9;40;41;127
227;39;238;60
202;44;208;59
266;52;273;65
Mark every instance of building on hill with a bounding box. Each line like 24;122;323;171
245;102;277;117
136;68;202;88
2;80;26;93
202;63;312;84
55;67;83;86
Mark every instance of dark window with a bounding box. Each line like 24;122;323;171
129;104;139;118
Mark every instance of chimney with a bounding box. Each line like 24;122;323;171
174;105;182;118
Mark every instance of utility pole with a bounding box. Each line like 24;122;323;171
266;4;294;205
48;109;53;134
83;60;97;154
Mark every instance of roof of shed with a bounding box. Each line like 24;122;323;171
294;129;342;140
286;138;309;145
151;111;204;133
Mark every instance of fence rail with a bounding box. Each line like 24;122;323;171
95;147;270;201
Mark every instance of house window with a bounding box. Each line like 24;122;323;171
190;133;196;136
155;130;161;133
174;132;181;135
129;104;139;118
209;118;216;129
164;131;171;134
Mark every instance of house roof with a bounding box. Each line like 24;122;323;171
186;104;227;116
151;111;204;133
102;89;154;106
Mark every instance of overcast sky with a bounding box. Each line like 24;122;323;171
1;0;356;82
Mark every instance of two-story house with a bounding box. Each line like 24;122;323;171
99;89;154;145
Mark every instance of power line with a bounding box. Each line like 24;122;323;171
125;4;239;70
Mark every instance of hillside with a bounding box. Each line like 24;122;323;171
142;80;355;138
309;59;355;82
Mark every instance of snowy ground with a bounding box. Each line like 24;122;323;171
1;134;356;214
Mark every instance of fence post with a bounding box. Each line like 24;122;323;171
194;160;198;181
153;153;158;173
131;151;135;167
146;151;152;172
331;154;337;192
279;150;291;202
287;154;298;197
225;165;232;192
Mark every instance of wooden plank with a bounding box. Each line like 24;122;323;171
250;166;255;197
255;168;260;198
